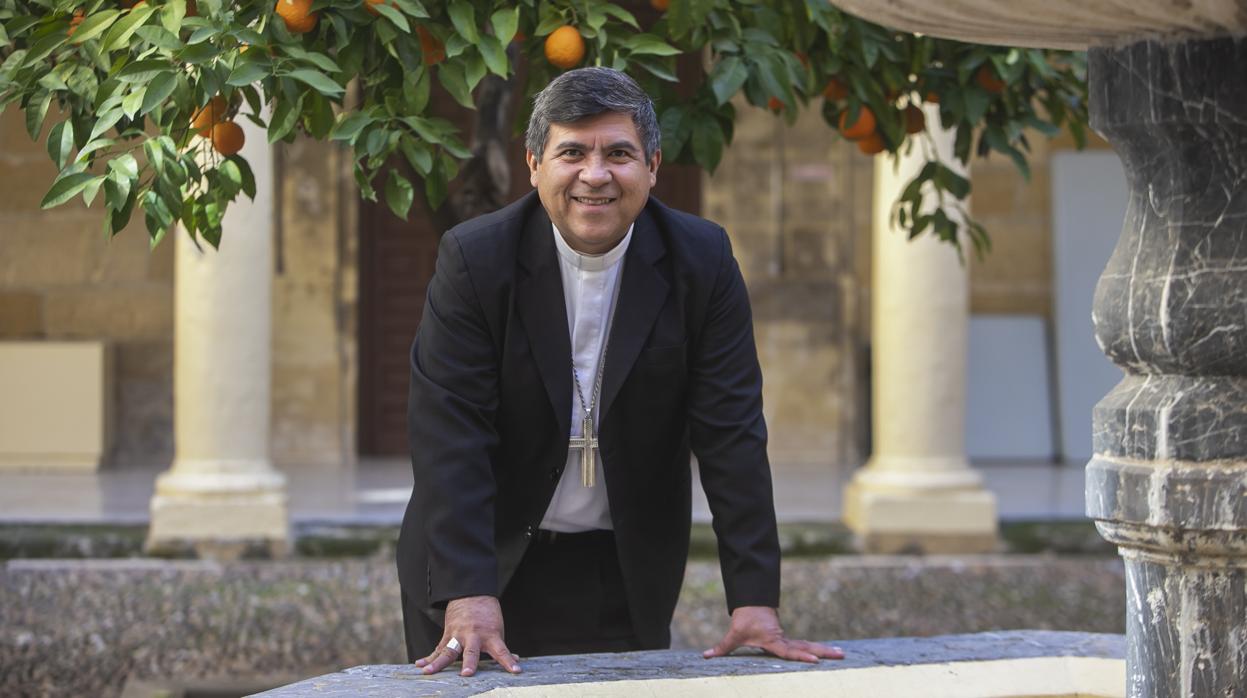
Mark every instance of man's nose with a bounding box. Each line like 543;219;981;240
579;157;611;187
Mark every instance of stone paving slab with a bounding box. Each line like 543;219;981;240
258;631;1125;697
0;556;1125;697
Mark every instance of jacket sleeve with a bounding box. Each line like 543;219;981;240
408;230;500;607
687;229;782;612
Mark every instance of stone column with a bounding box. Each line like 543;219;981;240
1085;37;1247;697
147;118;288;557
843;105;998;553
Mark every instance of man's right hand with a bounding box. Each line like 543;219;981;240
415;595;522;677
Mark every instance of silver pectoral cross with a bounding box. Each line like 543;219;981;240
568;412;599;488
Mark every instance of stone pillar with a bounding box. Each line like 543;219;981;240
1085;37;1247;697
147;118;288;556
843;105;998;553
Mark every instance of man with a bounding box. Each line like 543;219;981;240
397;67;842;677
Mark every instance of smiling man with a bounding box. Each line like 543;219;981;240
397;67;842;677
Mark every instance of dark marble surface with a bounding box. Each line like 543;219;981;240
258;630;1125;697
1086;35;1247;698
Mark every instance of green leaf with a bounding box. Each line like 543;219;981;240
232;155;257;199
436;62;474;109
186;26;219;45
385;170;414;218
268;93;304;143
219;158;244;197
389;0;430;18
121;87;146;119
691;117;724;171
447;1;479;44
331;111;373;143
47;121;74;170
24;34;66;65
103;5;156;52
424;160;447;209
88;107;126;143
602;4;639;30
710;56;748;105
373;3;409;32
479;35;508;78
141;72;178;115
143;138;164;174
284;46;341;73
104;168;132;212
286;69;345;96
622;34;681;57
135;25;182;50
69;9;122;44
40;172;102;209
400;139;432;176
227;61;270;86
463;51;487;91
306;92;335;139
25;92;52;140
117;59;172;83
489;7;519;44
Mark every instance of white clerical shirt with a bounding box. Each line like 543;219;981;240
539;222;634;532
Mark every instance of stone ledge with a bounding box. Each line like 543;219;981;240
259;631;1124;697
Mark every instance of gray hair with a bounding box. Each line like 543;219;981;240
525;67;661;162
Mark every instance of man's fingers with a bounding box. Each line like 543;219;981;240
485;637;523;674
702;634;740;659
765;639;820;664
459;637;482;677
802;641;845;660
420;640;461;675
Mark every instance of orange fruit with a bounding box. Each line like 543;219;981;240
190;95;228;137
364;0;385;15
856;132;885;155
904;104;925;134
975;65;1005;93
275;0;318;34
544;25;585;70
838;106;876;140
650;0;669;10
823;78;849;101
67;9;84;37
767;96;784;113
416;26;445;65
211;121;245;156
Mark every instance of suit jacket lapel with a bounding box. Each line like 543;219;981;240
515;205;572;441
601;206;668;423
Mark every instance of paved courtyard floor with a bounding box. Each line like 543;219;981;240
0;459;1088;524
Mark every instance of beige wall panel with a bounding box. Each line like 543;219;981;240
704;101;869;471
272;138;353;466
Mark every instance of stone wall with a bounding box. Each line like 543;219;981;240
271;139;357;467
705;102;874;473
0;109;174;466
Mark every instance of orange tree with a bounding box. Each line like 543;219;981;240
0;0;1087;251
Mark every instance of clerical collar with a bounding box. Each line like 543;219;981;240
552;223;634;272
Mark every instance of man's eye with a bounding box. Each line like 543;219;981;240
611;150;631;158
561;149;581;158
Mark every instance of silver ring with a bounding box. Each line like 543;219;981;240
446;637;462;654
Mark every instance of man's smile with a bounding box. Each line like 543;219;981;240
571;196;617;206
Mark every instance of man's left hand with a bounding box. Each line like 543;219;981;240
703;606;844;662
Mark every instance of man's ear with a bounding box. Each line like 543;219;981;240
648;149;662;188
526;150;540;188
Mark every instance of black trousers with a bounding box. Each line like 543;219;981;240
402;529;642;661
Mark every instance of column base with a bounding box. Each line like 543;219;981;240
147;468;290;558
843;477;998;553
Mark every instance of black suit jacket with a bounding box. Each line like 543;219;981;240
397;191;780;648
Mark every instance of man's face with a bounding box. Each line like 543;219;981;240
527;111;660;255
